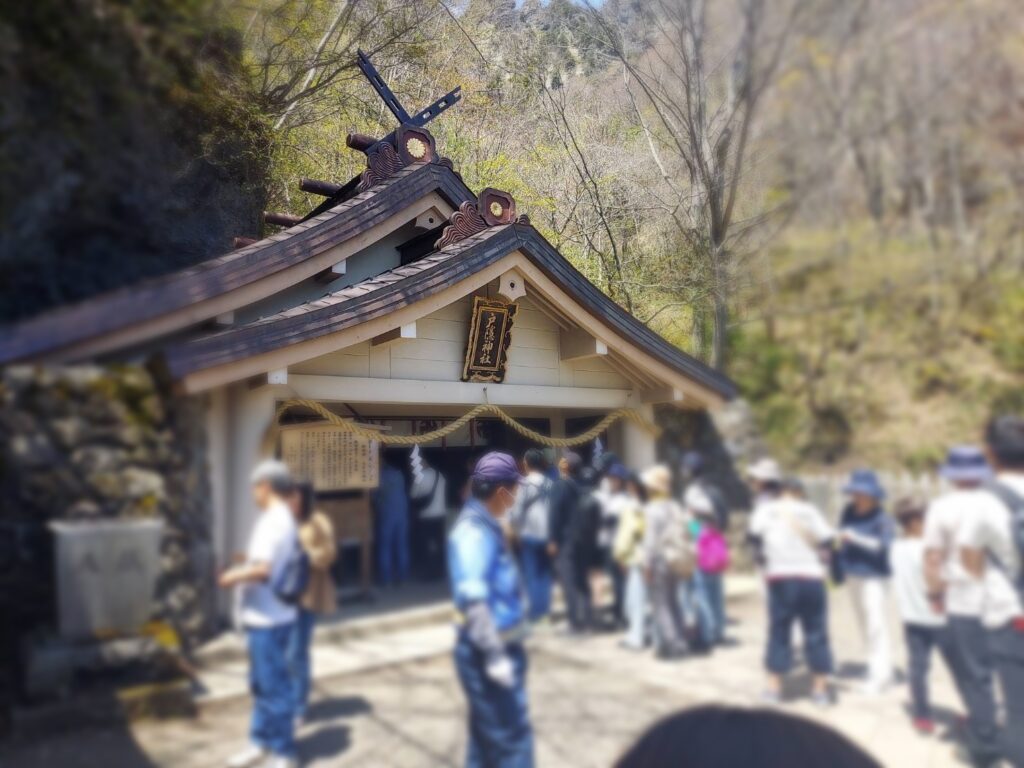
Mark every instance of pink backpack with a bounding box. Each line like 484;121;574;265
697;528;730;573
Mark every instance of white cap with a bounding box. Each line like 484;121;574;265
250;459;293;487
685;485;715;516
641;465;672;495
746;458;782;483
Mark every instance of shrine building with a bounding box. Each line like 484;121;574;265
0;58;735;605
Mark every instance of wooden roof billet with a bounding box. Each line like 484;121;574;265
165;224;736;400
0;163;474;365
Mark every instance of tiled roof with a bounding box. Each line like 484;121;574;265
0;163;473;364
165;224;736;399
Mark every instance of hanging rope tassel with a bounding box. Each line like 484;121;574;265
267;398;660;450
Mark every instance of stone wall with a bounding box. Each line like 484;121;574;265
0;365;216;653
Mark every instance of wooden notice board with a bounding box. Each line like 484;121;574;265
280;424;380;491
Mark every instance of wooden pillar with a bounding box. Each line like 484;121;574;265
622;403;657;470
226;383;280;569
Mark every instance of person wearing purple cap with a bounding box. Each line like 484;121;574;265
448;451;534;767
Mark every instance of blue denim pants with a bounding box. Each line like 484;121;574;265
286;608;317;717
623;565;647;648
454;636;534;768
518;539;553;622
991;620;1024;767
378;510;410;586
765;578;832;675
945;615;1001;765
248;623;297;758
693;570;725;646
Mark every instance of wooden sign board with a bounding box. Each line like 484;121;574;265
462;296;518;383
280;424;379;491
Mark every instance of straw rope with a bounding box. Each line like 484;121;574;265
272;398;659;448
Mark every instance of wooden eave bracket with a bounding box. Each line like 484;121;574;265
641;386;685;404
559;327;608;362
371;322;417;347
314;260;348;284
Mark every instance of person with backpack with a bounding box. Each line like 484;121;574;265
680;450;731;533
959;416;1024;767
510;449;555;624
218;459;300;768
837;469;896;695
689;486;730;647
598;463;631;628
615;471;649;650
285;482;337;727
641;465;694;660
923;445;1002;767
747;460;834;707
549;455;600;634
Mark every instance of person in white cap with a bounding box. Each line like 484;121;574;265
746;459;835;707
688;485;730;647
746;458;784;512
219;459;300;768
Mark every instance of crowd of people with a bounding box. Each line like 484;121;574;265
215;413;1024;768
745;416;1024;768
498;447;734;661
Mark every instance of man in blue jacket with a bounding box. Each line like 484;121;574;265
449;451;533;768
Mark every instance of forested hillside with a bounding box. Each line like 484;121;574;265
3;0;1022;469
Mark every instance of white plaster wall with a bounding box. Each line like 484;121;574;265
290;294;633;391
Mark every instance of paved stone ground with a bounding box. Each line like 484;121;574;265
1;588;973;768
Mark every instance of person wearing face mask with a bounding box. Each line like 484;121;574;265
448;452;533;768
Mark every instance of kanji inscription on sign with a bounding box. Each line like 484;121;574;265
462;296;518;383
280;424;380;490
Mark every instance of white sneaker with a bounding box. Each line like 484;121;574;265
226;745;268;768
857;680;889;696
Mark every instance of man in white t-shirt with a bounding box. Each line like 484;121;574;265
219;460;299;768
747;461;834;706
959;417;1024;767
923;445;1002;767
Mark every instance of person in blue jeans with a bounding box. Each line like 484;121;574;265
449;451;534;768
747;466;835;707
374;460;410;587
510;449;554;623
685;486;729;649
286;482;337;725
219;460;300;768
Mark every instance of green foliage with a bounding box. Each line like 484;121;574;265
0;0;269;322
990;285;1024;374
729;327;799;402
